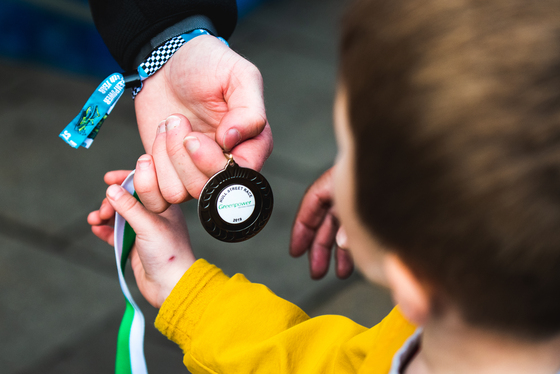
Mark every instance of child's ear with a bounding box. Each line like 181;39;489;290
384;253;430;326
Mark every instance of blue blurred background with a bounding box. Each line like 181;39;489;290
0;0;266;77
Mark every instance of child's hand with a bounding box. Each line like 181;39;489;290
290;167;354;280
88;170;132;246
89;156;196;308
87;154;188;246
106;184;196;308
87;153;182;242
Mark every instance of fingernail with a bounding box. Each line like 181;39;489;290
157;120;166;134
183;136;200;153
336;227;348;249
137;155;151;170
107;185;125;200
166;115;181;131
223;128;241;150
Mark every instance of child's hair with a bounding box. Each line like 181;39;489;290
340;0;560;340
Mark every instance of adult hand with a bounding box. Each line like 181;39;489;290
290;167;354;280
134;35;273;210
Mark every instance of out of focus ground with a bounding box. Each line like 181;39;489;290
0;0;394;372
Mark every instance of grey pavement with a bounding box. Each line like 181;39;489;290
0;0;394;372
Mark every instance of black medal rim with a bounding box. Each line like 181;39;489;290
198;161;273;243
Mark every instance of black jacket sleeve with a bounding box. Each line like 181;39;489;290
89;0;237;71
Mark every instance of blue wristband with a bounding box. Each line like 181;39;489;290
132;29;229;97
59;73;126;148
59;29;228;149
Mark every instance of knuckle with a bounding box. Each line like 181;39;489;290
186;185;202;200
249;113;267;133
119;195;138;213
245;63;262;81
166;140;186;160
152;135;167;154
147;200;170;214
160;186;188;204
134;179;156;196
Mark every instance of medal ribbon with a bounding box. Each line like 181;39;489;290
113;170;148;374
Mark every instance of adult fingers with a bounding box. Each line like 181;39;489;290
165;114;222;199
229;124;273;172
104;170;132;186
217;108;267;152
187;123;272;175
133;155;170;213
216;62;267;152
152;119;190;204
184;131;235;177
290;167;335;257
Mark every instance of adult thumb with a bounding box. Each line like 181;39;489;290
218;108;268;152
215;62;267;152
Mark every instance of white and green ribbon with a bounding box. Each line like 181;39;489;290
113;170;148;374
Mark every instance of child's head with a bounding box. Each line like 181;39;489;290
334;0;560;340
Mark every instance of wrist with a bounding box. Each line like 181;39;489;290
133;15;219;68
155;253;196;308
131;26;229;98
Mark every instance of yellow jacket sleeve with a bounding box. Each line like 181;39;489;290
155;259;416;374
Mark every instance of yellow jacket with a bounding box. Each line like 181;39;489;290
155;259;416;374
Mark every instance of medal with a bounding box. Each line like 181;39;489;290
198;154;273;242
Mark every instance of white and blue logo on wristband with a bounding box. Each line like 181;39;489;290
59;29;228;149
59;73;126;149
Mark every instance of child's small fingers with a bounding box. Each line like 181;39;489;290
309;212;339;279
99;198;116;221
334;226;353;279
88;199;115;226
308;242;331;280
87;210;102;226
290;168;334;257
106;184;157;233
91;225;115;246
134;155;170;213
104;170;133;185
290;221;316;258
335;247;354;280
88;209;114;227
335;226;348;249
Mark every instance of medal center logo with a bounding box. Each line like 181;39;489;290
217;184;256;224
